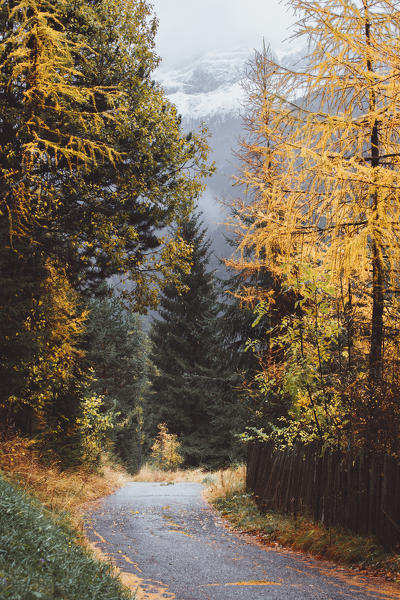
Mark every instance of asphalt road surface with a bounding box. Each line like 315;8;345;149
84;482;400;600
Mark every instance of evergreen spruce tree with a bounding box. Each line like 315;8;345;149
148;213;240;468
84;289;151;473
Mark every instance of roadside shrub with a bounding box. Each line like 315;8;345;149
78;395;115;467
150;423;183;471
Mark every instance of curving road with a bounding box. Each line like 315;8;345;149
84;482;400;600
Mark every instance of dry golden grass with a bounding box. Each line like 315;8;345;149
203;464;246;501
132;463;246;498
0;441;245;515
132;463;206;483
0;437;131;521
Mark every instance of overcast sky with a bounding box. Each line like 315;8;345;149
151;0;297;70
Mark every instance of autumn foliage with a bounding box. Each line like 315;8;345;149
228;0;400;455
0;0;211;467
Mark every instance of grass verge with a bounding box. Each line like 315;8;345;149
132;462;207;483
0;474;134;600
0;437;130;521
132;463;247;488
208;466;400;582
0;437;135;598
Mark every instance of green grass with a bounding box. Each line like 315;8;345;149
213;491;400;581
0;474;134;600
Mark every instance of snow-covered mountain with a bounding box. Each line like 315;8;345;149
156;48;248;120
156;45;305;121
155;45;303;268
156;50;252;269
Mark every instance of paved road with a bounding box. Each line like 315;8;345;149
84;482;400;600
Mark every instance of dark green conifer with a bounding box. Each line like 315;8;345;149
148;213;240;468
84;290;151;473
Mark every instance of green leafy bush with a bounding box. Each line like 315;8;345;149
78;395;115;467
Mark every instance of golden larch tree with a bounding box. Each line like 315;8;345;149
232;0;400;384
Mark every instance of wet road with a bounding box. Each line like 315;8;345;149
84;482;400;600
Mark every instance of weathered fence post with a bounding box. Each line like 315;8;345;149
246;442;400;550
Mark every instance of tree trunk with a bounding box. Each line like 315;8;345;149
370;238;384;381
364;2;384;382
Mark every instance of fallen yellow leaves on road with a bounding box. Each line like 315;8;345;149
205;580;282;587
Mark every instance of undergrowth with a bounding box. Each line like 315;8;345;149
203;464;246;501
0;437;130;521
209;466;400;582
132;462;246;487
132;462;206;483
0;474;134;600
0;437;135;598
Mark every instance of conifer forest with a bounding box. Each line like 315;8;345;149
3;0;400;597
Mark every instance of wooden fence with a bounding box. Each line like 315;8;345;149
246;443;400;549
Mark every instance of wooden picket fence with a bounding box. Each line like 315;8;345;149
246;443;400;549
